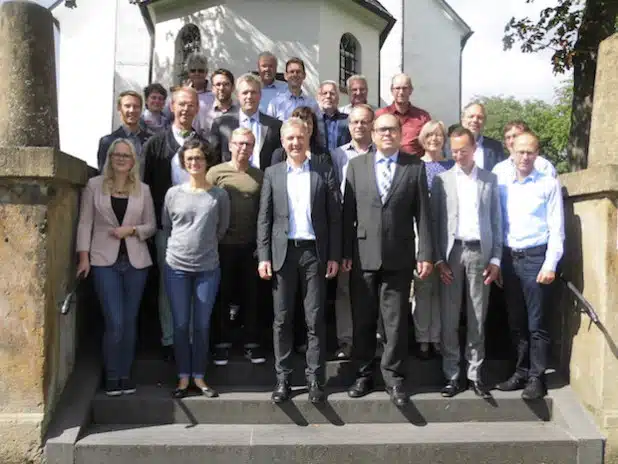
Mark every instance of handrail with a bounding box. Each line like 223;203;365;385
559;273;600;325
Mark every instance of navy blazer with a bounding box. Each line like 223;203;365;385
97;125;151;172
316;111;351;153
445;135;506;172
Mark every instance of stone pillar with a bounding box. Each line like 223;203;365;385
0;2;88;463
558;33;618;464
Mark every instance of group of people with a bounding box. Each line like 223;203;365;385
76;50;564;406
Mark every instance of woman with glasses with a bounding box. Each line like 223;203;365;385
163;139;230;398
76;139;156;396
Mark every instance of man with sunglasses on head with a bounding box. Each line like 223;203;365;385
343;113;433;406
183;52;216;138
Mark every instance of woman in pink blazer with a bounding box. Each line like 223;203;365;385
76;139;156;397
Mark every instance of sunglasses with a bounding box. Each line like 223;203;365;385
189;68;206;73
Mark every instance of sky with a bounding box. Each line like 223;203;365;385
448;0;569;104
25;0;569;104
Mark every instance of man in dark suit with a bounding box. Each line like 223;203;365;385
447;102;506;172
97;90;150;177
342;113;433;406
316;81;351;153
257;117;342;404
209;73;282;170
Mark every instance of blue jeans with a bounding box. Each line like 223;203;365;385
164;264;220;378
92;255;149;381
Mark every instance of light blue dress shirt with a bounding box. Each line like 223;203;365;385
266;89;320;121
286;159;315;240
239;110;262;168
493;155;557;179
259;80;288;114
374;151;399;201
495;168;565;272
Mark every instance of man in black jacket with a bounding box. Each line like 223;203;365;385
143;87;208;360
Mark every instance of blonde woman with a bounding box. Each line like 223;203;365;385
76;139;156;396
414;121;454;359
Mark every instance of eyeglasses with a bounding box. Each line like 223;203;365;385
189;68;206;73
111;153;133;160
185;156;206;163
233;141;255;148
374;126;399;135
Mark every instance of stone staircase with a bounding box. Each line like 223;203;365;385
45;354;604;464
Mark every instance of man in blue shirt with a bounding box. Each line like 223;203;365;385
266;57;319;121
316;80;351;153
494;131;564;400
257;51;287;114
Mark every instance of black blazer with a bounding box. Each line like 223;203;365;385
257;160;342;272
142;128;207;229
209;111;282;169
445;135;506;172
343;151;432;271
97;125;151;172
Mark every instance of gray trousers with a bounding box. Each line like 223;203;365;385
155;229;173;347
412;271;441;343
440;242;490;382
334;270;353;347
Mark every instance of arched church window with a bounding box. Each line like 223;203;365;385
175;24;201;84
339;33;360;92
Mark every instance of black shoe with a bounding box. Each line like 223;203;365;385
272;380;291;403
172;387;189;399
441;379;466;398
161;345;174;363
521;377;547;400
347;377;374;398
307;381;326;404
244;345;267;364
105;379;122;397
470;380;491;399
120;378;137;395
495;374;527;391
334;345;352;360
213;346;229;366
386;384;409;406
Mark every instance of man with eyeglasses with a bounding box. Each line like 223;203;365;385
207;128;266;366
183;52;215;136
342;113;433;406
493;131;564;400
375;73;431;156
329;104;375;360
210;73;282;170
194;68;238;138
143;87;207;363
97;90;151;178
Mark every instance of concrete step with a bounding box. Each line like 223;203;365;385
91;385;553;425
74;422;579;464
132;355;513;388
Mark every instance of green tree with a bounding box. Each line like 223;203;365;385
470;80;572;173
503;0;618;171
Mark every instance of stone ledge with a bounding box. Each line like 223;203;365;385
560;165;618;200
0;147;88;186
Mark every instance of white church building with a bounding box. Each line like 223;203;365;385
51;0;471;167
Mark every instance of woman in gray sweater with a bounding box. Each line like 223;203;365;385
163;139;230;398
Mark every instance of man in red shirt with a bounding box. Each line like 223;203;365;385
376;74;431;156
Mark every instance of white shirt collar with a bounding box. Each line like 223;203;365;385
455;163;478;179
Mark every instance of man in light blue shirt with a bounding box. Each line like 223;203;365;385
266;57;319;121
257;51;288;114
494;130;564;400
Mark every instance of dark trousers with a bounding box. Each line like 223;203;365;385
213;243;259;347
91;255;149;381
502;245;552;379
273;242;326;383
351;268;413;386
164;264;220;378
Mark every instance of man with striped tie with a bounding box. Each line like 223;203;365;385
342;113;433;406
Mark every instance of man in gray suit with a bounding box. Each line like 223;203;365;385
431;126;503;398
209;73;282;169
257;118;341;404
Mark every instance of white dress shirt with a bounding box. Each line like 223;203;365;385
286;159;315;240
170;126;191;186
455;164;481;241
473;136;486;170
